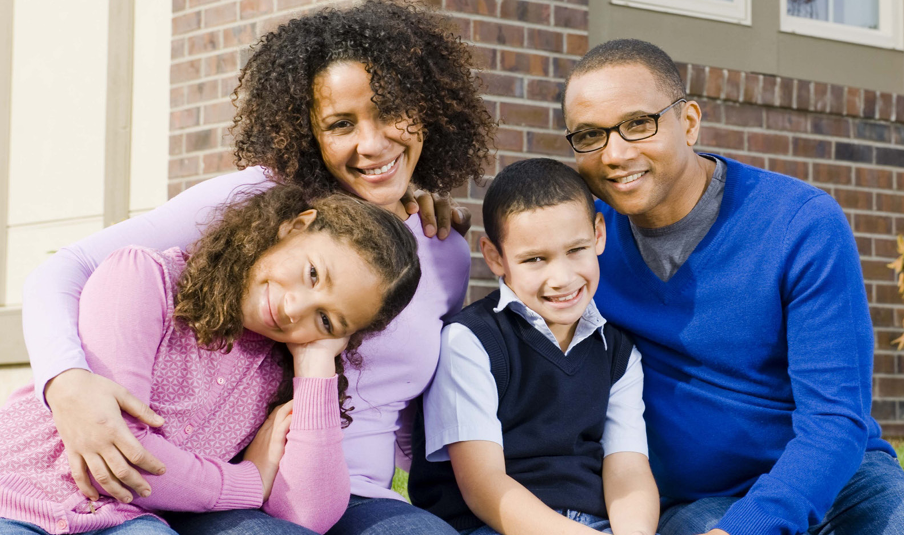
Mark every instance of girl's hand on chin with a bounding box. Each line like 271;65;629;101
287;337;350;378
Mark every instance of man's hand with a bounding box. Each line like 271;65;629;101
401;186;471;239
244;401;293;501
44;369;165;502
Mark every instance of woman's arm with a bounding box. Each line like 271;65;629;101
24;167;271;501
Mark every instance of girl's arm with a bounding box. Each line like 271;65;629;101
78;247;264;512
602;452;659;535
23;167;271;502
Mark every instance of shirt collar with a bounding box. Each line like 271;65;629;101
492;278;607;354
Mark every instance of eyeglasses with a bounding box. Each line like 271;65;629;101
565;98;687;154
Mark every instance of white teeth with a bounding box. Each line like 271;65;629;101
613;171;644;184
548;289;580;302
361;156;398;176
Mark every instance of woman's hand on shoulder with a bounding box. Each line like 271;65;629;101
402;186;471;240
287;337;349;378
244;400;293;502
44;369;165;502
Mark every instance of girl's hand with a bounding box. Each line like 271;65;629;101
287;337;350;378
44;369;166;502
402;186;471;240
244;401;293;502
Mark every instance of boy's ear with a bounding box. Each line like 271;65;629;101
593;212;606;255
277;209;318;240
479;236;507;279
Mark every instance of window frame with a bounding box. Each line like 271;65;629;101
609;0;751;26
780;0;904;50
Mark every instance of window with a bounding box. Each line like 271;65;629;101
781;0;904;50
609;0;751;26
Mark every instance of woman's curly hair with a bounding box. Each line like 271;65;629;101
173;186;421;426
231;0;494;197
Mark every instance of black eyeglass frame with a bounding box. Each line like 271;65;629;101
565;98;687;154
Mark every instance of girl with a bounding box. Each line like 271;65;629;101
0;188;421;535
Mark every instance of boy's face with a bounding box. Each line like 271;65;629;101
480;201;605;341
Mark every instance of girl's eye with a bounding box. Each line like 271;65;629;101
310;265;318;285
320;312;333;334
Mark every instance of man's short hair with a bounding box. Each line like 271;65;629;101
483;158;597;251
565;39;686;104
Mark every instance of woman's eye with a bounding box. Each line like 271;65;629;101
327;119;354;131
320;312;333;334
310;265;318;285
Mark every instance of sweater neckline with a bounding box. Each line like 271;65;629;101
614;154;739;301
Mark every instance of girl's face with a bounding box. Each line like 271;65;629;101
241;210;384;345
310;61;424;220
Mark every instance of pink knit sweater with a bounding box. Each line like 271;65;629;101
0;247;349;534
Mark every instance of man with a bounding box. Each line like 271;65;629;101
562;39;904;535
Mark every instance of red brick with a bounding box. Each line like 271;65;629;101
778;78;794;108
812;163;852;185
169;155;200;178
829;84;845;115
813;82;829;113
742;73;760;104
448;16;471;40
460;201;485;226
204;4;238;28
240;0;273;19
171;87;186;108
723;104;762;127
168;180;184;199
220;75;240;98
172;38;186;60
876;237;900;258
810;115;850;138
468;284;497;304
171;59;201;84
876;332;901;352
203;151;236;174
877;147;904;167
898;171;904;190
189;0;220;6
553;57;576;78
897;95;904;123
880;422;904;438
474;20;524;47
471;47;497;69
223;23;257;47
878;193;904;214
553;6;587;30
893;124;904;146
276;0;317;9
698;99;723;124
451;0;497;16
876;377;904;397
186;80;219;105
705;68;724;99
526;28;563;53
834;188;873;210
470;255;495;280
185;128;219;152
877;284;904;304
527;132;572;156
552;109;566;130
170;134;184;156
484;100;498;121
795;80;811;110
499;102;549;128
836;142;874;164
686;64;705;97
173;0;186;11
863;90;878;119
451;182;468;199
566;33;588;56
698;127;744;150
760;75;777;106
855;214;894;234
170;107;200;130
723;69;741;102
203;101;236;124
878;92;894;121
768;158;808;180
766;109;808;133
494;128;523;151
500;0;550;23
792;137;831;159
865;260;896;281
188;31;219;57
173;11;201;35
479;72;523;98
723;152;765;169
845;87;862;116
856;237;873;257
203;51;238;77
748;132;790;155
526;79;563;102
855;168;893;189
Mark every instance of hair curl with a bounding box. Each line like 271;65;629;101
231;0;494;198
173;186;421;426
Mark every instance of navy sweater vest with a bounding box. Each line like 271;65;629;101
409;291;634;530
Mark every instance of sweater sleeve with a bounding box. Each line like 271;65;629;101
78;247;264;512
23;167;272;408
262;376;350;534
715;194;871;535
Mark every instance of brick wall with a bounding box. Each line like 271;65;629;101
168;0;904;435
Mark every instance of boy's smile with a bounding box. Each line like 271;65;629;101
481;201;605;350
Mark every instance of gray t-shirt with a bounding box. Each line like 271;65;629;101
630;156;726;281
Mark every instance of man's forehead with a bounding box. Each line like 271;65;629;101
564;64;666;125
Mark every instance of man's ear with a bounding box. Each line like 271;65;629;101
479;236;507;279
277;209;318;240
683;99;703;147
593;212;606;255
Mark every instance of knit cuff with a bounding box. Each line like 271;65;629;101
715;497;792;535
213;460;264;511
292;376;341;430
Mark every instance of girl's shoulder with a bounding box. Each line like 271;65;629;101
98;245;188;305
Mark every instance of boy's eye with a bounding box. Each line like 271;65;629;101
522;257;543;264
568;246;588;254
310;265;318;285
320;312;333;334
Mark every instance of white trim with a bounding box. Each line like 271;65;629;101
780;0;904;50
610;0;751;26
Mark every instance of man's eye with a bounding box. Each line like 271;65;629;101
320;312;333;334
577;129;604;141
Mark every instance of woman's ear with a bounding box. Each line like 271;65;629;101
277;209;318;240
479;236;507;279
593;212;606;255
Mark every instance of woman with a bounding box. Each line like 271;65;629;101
23;1;493;533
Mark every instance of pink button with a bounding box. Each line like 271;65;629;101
57;519;68;530
184;425;194;434
216;377;225;385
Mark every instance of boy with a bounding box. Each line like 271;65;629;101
409;158;658;535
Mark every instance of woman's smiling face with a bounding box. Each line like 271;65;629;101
310;61;424;219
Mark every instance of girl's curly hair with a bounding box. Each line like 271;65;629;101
173;186;421;426
231;0;494;197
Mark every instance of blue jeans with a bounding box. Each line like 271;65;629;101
0;516;176;534
459;509;613;534
658;450;904;535
165;495;457;535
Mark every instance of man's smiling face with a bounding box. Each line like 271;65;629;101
564;63;704;228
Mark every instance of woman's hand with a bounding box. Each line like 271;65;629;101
244;401;293;502
44;369;166;502
402;186;471;239
287;337;349;378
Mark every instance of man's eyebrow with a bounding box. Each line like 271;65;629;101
572;109;653;131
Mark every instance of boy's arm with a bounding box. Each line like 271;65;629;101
602;452;659;535
448;441;599;535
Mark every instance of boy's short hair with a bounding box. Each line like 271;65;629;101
483;158;597;250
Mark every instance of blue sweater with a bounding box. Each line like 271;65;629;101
594;156;894;535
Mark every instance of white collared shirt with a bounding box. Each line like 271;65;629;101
423;279;648;462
